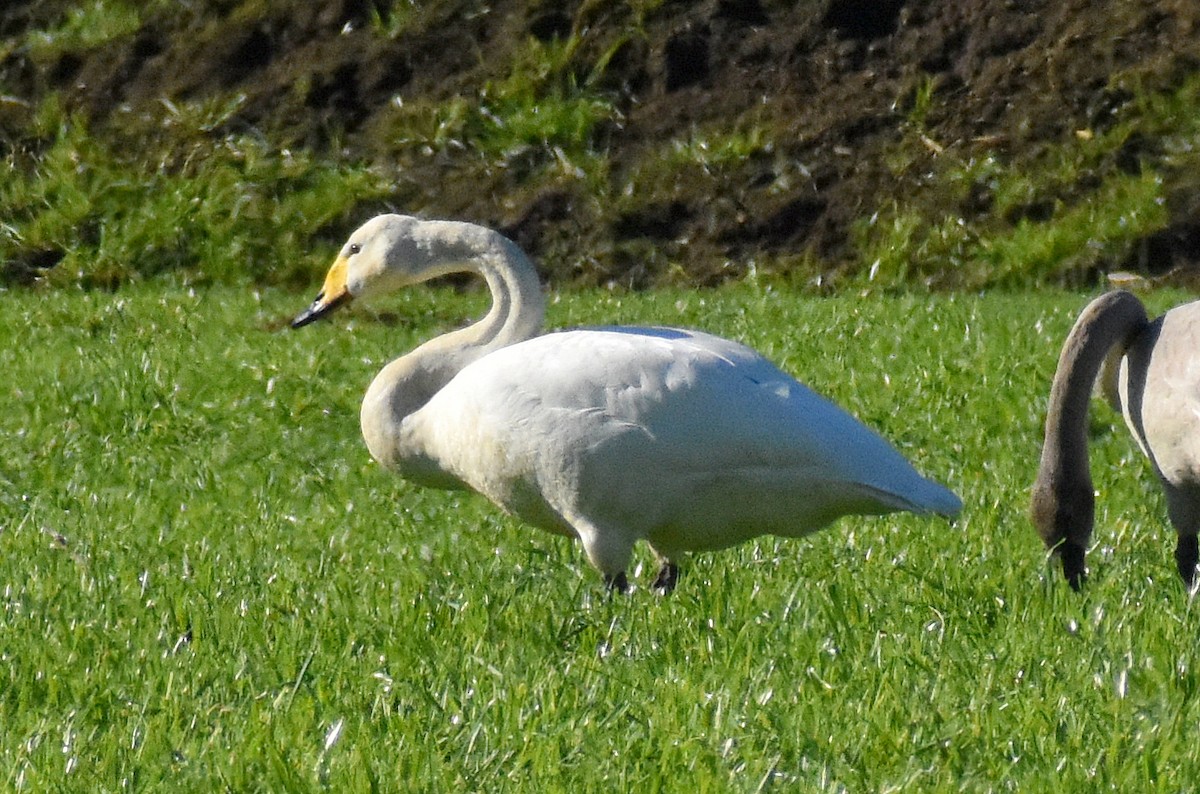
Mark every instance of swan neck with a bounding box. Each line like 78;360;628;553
409;227;545;383
1031;290;1148;547
471;232;545;352
1038;291;1148;472
361;224;545;474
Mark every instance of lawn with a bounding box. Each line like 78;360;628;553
2;281;1198;791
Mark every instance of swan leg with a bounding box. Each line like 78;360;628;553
1059;541;1087;591
651;562;680;594
605;572;630;594
572;517;634;593
1175;536;1198;587
1164;483;1200;586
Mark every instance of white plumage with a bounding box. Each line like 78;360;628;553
294;214;961;591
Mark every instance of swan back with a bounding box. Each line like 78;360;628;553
404;326;961;554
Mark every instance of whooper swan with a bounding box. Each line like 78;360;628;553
1032;290;1200;589
293;214;962;592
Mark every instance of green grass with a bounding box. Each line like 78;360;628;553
856;170;1167;289
21;1;150;62
856;73;1200;290
8;8;1200;291
662;124;773;171
370;32;616;201
3;281;1199;790
0;97;395;289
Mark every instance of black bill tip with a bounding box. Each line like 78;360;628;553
291;292;350;329
291;300;323;329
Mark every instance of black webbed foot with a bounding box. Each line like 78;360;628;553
604;571;629;594
651;562;679;594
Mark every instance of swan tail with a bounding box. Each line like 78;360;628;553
833;473;961;521
866;475;962;519
905;477;963;519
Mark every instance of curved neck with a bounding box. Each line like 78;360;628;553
404;223;545;388
1031;290;1148;562
445;226;546;355
361;223;545;473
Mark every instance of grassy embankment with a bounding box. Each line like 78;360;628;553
4;1;1200;289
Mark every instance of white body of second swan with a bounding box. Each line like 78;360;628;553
293;214;961;591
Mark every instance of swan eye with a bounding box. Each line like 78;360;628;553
348;243;362;256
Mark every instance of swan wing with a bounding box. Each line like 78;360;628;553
1134;302;1200;485
411;327;959;540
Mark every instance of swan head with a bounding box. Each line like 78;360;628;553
292;214;470;328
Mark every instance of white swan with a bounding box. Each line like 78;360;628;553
293;214;962;592
1032;290;1200;588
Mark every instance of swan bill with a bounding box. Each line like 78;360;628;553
292;255;352;328
292;290;351;328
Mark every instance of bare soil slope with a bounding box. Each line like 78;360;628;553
3;0;1199;285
